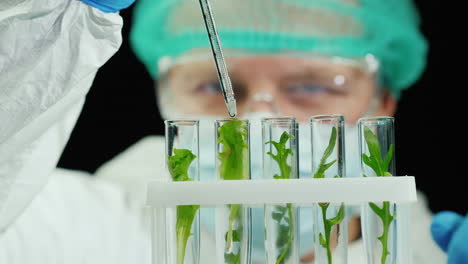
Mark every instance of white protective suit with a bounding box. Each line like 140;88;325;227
0;0;447;263
0;0;150;263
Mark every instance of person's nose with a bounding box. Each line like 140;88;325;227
244;91;281;114
243;78;281;115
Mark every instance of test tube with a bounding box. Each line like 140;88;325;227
215;119;251;264
311;115;348;264
164;120;200;264
262;117;299;264
358;117;403;264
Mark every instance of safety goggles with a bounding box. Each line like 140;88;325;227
157;53;380;123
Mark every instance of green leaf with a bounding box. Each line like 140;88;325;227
218;120;249;181
274;205;288;214
319;233;327;248
224;252;241;264
362;154;379;175
364;127;382;162
225;230;241;242
384;172;393;177
369;202;384;218
168;149;197;182
273;174;282;180
362;126;395;180
361;153;371;165
266;151;276;160
363;127;384;175
266;131;294;181
320;127;337;165
272;211;286;222
280;131;293;144
313;128;338;179
275;223;290;247
328;204;345;226
271;204;294;264
383;144;394;173
320;160;337;174
314;172;325;179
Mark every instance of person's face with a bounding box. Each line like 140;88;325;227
158;56;396;123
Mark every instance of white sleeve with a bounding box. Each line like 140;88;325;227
0;169;151;264
0;0;123;232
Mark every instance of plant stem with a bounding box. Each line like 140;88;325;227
275;203;294;264
369;201;394;264
226;204;240;250
176;216;186;264
176;209;188;264
176;204;199;264
381;202;391;264
320;204;333;264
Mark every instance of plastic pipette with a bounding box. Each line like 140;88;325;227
198;0;237;118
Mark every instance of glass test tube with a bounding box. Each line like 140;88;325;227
311;115;348;264
215;119;251;264
262;117;299;264
165;120;200;264
358;117;401;264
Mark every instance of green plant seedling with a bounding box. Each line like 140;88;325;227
362;126;395;264
168;148;199;264
313;127;345;264
218;119;249;264
266;131;295;264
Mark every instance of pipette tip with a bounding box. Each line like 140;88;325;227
227;99;237;118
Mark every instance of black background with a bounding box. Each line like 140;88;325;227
58;1;465;214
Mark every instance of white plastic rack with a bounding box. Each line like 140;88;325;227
147;176;417;264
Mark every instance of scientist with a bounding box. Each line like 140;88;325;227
124;0;461;262
0;0;466;263
121;0;435;263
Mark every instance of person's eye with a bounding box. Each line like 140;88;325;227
195;82;223;95
285;83;329;96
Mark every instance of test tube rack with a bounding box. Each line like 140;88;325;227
147;176;417;264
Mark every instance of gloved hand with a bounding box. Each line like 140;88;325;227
431;211;468;264
80;0;136;13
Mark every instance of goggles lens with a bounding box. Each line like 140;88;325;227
158;56;379;122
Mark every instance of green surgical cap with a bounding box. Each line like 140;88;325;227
130;0;428;98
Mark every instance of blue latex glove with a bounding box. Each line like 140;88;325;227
431;211;468;264
80;0;136;13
